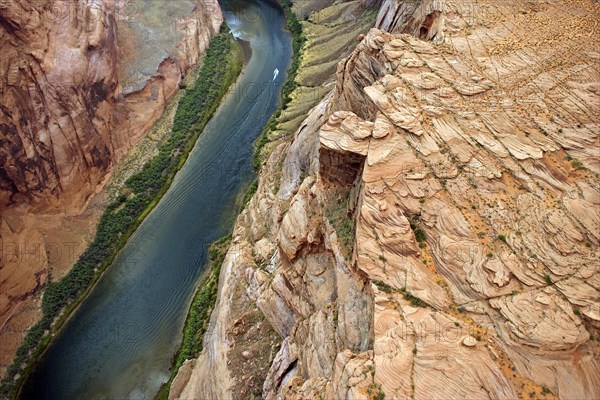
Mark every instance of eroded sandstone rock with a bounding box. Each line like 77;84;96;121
174;0;600;399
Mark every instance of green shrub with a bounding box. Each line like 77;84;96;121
402;290;424;307
242;180;258;210
323;187;355;258
367;382;385;400
414;228;426;243
407;215;426;243
571;159;585;170
279;0;306;109
175;236;231;367
373;280;393;294
542;386;550;394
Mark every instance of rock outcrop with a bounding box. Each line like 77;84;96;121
0;0;222;375
174;0;599;398
375;0;443;41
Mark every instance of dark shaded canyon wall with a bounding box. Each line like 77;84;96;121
0;0;121;211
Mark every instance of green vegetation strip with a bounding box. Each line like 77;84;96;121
241;179;259;210
2;29;242;399
155;235;232;400
252;0;306;171
372;280;427;308
323;187;355;258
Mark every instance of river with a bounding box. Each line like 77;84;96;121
22;0;291;398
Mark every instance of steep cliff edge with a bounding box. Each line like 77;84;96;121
0;0;222;376
174;0;599;399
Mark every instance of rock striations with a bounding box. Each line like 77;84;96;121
0;0;119;209
173;0;599;399
376;0;444;41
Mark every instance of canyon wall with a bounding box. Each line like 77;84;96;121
0;0;119;210
112;0;223;159
0;0;222;375
0;0;223;210
173;0;599;399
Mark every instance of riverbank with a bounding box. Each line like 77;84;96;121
154;235;231;400
160;1;303;397
1;30;243;399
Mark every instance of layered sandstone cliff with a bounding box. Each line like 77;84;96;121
173;0;599;399
0;0;222;375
